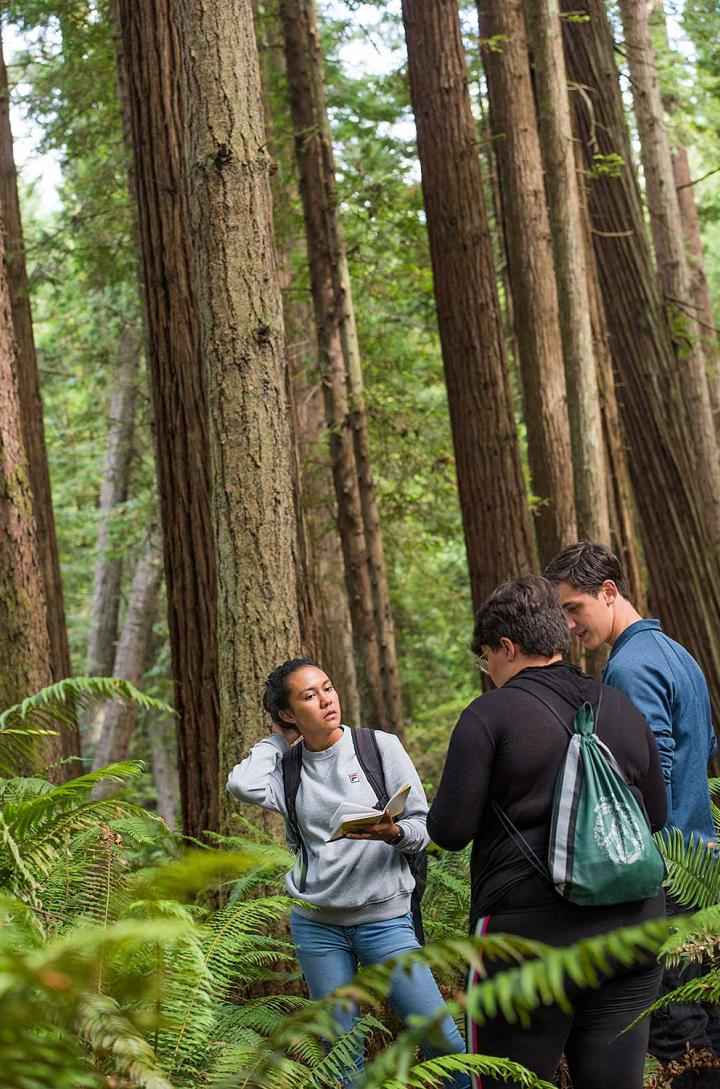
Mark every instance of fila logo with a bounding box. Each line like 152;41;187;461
348;772;360;783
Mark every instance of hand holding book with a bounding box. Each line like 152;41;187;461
327;784;411;843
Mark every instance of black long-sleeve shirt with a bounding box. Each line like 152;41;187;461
427;662;667;928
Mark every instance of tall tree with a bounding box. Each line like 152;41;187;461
85;324;140;684
651;0;720;431
287;338;361;725
671;143;720;429
617;0;720;550
0;25;80;771
255;9;361;725
115;0;220;837
573;144;646;611
561;0;720;715
279;0;403;733
401;0;537;614
524;0;610;545
0;215;54;725
179;0;303;825
477;0;577;563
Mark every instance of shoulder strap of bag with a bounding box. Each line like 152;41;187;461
491;680;604;885
281;741;304;846
490;799;551;884
507;676;604;737
351;727;390;810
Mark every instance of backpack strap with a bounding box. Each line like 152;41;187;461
491;800;552;885
351;727;426;943
491;679;604;889
351;727;390;810
507;677;604;737
281;741;304;849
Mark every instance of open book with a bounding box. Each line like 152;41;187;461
327;784;411;842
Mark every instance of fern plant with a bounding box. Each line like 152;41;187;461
3;679;718;1089
0;675;171;777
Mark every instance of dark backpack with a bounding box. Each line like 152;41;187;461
281;727;427;943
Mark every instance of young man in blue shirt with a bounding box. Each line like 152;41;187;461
545;541;719;1076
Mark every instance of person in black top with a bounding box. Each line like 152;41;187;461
428;576;667;1089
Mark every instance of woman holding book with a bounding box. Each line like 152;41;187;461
227;658;469;1088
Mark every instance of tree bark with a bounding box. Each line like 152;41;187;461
671;143;720;431
524;0;610;545
0;26;81;773
179;0;303;829
279;0;403;733
115;0;220;837
573;145;647;612
91;538;163;782
255;10;361;725
85;324;139;684
617;0;720;550
401;0;537;614
477;0;577;564
561;0;720;715
0;215;54;731
285;322;361;727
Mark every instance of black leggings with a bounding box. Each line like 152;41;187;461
466;892;664;1089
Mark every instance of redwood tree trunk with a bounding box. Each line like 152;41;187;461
0;26;80;772
524;0;610;545
0;216;54;728
92;538;163;782
279;0;403;733
671;144;720;430
617;0;720;550
256;12;361;725
288;336;361;725
477;0;577;564
115;0;220;837
85;324;139;683
561;0;720;717
402;0;537;614
179;0;303;829
574;146;646;612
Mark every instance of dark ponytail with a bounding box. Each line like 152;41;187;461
263;658;318;725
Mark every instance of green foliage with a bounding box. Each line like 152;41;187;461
587;152;625;180
657;828;720;909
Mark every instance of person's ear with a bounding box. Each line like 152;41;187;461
600;580;618;605
499;636;516;660
279;709;296;725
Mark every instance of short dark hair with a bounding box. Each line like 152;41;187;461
471;575;570;658
262;658;318;724
543;541;629;597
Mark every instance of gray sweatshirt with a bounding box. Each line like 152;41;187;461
227;726;429;925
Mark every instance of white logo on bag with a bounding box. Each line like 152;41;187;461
592;797;643;865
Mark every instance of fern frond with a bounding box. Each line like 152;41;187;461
0;677;172;776
370;1052;555;1089
657;829;720;908
127;847;286;903
75;991;176;1089
1;676;172;730
659;903;720;963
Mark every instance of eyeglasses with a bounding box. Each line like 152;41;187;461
475;653;491;675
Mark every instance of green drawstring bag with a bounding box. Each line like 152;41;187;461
494;685;665;907
547;697;665;906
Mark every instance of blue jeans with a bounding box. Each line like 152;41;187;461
290;910;470;1089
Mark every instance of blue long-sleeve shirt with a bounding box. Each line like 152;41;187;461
603;619;717;842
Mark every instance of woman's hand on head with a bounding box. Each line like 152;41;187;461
346;810;400;843
271;721;301;744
